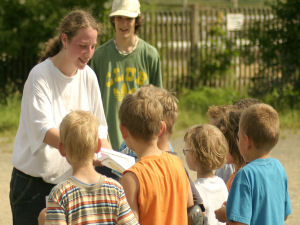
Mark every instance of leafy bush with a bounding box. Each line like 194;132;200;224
175;87;241;131
263;85;300;110
190;25;239;88
178;87;240;114
246;0;300;108
0;0;110;100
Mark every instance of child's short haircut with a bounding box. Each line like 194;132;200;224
233;98;260;110
216;110;245;169
207;105;235;125
137;85;178;135
119;91;163;141
240;103;280;151
59;110;99;165
184;124;229;171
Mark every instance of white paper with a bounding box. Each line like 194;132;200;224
97;148;135;174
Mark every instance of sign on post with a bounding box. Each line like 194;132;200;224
227;14;244;31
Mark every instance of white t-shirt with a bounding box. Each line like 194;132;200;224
12;58;108;184
194;176;228;225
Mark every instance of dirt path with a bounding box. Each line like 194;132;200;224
0;130;299;224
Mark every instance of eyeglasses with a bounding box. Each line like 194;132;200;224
182;148;191;155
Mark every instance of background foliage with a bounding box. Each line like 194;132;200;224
0;0;110;58
245;0;300;109
0;0;299;135
0;0;110;103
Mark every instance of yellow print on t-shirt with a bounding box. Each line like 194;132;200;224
106;67;148;101
113;83;136;102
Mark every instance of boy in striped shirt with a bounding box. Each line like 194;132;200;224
38;110;138;225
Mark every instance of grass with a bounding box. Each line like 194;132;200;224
0;93;21;151
0;93;21;137
0;88;299;144
174;87;300;134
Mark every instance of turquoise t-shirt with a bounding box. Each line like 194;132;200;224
226;157;292;225
90;38;162;150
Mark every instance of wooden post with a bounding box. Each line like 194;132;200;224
190;3;199;52
189;3;200;88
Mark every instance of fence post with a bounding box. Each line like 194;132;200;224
189;3;200;89
190;3;200;48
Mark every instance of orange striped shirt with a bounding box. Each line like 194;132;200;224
45;176;138;225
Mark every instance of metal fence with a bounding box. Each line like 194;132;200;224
1;5;275;96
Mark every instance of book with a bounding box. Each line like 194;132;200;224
96;148;136;175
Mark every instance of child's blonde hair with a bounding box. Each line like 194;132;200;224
119;91;163;141
184;124;228;171
60;110;99;165
137;85;178;135
240;103;280;152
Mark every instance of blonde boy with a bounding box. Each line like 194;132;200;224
119;91;193;225
184;124;229;225
39;111;138;225
226;103;292;225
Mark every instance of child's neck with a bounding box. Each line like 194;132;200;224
134;139;162;159
197;169;215;179
72;162;100;184
245;148;270;163
157;133;171;152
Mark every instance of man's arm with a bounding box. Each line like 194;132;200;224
120;172;140;221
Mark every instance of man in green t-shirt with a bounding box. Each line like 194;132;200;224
90;0;162;151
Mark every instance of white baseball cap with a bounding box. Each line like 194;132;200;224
109;0;141;18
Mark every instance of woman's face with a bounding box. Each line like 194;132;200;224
65;27;97;70
114;16;136;39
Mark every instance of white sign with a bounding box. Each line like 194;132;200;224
227;14;244;31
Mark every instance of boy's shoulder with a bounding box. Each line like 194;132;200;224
102;176;124;191
50;176;123;196
130;152;185;175
243;157;282;169
237;157;286;180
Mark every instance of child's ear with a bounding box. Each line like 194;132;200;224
158;120;167;137
95;138;101;153
120;124;128;139
245;134;252;150
58;142;66;157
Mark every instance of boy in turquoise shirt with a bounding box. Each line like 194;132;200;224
226;103;292;225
